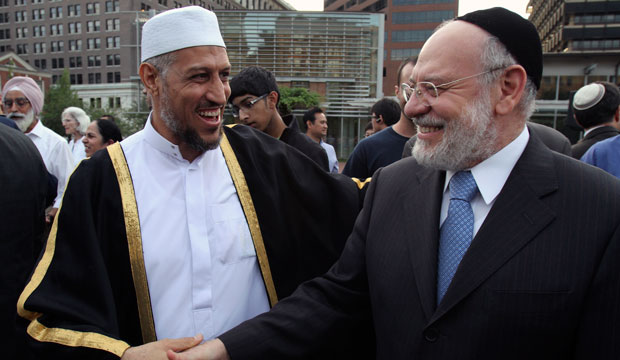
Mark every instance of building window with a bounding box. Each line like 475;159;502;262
106;36;120;49
33;42;46;54
69;56;82;68
392;10;453;24
0;28;9;39
390;48;420;60
88;73;102;84
106;54;121;66
15;10;27;22
51;58;64;69
391;30;433;42
31;8;44;21
90;97;102;107
393;0;453;5
106;18;120;31
86;2;100;15
50;40;64;52
141;3;151;11
68;4;81;17
87;20;100;32
87;55;101;67
50;24;63;36
16;43;28;54
34;58;46;69
69;39;82;51
105;0;119;12
70;74;83;85
87;37;101;50
0;0;8;7
33;25;45;37
107;71;121;83
68;22;82;34
50;6;62;19
16;27;27;38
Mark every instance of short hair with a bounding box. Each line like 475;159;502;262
61;106;90;134
574;82;620;129
396;56;417;85
99;114;116;123
144;52;177;80
95;119;122;143
229;66;280;106
364;121;373;132
303;107;324;125
371;98;400;126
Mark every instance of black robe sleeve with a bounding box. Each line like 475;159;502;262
17;150;143;359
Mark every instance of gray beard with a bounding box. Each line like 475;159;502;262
412;90;498;171
8;110;35;133
159;86;221;153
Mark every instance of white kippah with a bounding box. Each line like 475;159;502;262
141;6;226;62
573;83;606;111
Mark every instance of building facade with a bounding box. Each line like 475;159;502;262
528;0;620;53
0;0;292;120
324;0;458;97
218;10;384;158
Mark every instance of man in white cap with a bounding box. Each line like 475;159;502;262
17;6;369;359
571;81;620;159
2;76;74;222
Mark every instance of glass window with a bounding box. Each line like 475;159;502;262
537;76;557;100
558;76;584;100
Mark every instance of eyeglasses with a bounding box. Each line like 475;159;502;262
3;97;30;108
230;93;269;118
401;67;505;105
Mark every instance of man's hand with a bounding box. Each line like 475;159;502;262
167;338;230;360
121;335;204;360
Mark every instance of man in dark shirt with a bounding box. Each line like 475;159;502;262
229;66;329;171
342;98;402;178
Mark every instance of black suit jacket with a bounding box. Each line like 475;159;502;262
221;135;620;359
571;125;619;159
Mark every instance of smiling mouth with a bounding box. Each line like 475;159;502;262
418;125;443;133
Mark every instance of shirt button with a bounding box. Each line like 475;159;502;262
423;328;439;342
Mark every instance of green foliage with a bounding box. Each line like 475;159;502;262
278;87;321;115
40;69;83;136
119;97;150;137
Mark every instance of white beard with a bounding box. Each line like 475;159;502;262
412;89;498;171
8;109;35;133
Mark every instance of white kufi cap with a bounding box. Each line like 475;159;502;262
141;6;226;62
573;83;606;111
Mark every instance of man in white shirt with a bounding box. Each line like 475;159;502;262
18;6;369;360
304;107;339;173
170;7;620;360
2;76;73;222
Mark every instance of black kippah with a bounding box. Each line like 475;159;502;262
456;7;542;90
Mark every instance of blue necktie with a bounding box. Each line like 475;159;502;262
437;171;478;304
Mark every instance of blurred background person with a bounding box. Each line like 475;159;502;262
82;119;122;158
364;121;374;138
62;106;90;164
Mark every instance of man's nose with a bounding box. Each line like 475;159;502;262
403;93;431;119
7;101;19;113
206;79;228;106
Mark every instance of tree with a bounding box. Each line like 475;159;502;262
40;69;83;136
278;86;322;116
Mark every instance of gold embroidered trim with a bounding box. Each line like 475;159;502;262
221;130;279;306
27;319;130;357
351;177;372;190
108;142;157;343
16;156;135;355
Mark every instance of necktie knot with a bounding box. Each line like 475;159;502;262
449;171;478;202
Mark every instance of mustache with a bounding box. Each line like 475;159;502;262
7;112;26;120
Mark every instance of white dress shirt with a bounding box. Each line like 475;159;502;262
320;140;339;173
26;120;74;209
121;117;269;340
440;126;529;237
68;137;86;165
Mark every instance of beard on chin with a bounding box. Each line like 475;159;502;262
159;87;222;153
8;110;35;133
412;89;497;172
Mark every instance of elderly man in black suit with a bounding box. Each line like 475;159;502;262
169;8;620;360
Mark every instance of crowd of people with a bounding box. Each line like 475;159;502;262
1;5;620;360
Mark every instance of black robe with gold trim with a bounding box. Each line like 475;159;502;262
18;125;372;359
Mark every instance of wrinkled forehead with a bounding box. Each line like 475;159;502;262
412;21;488;82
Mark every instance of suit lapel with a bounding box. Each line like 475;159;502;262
403;164;445;321
430;136;559;323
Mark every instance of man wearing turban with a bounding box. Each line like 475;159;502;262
2;76;73;221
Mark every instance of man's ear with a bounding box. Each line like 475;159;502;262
139;63;161;97
105;139;115;146
267;91;279;110
394;84;400;97
494;64;527;116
